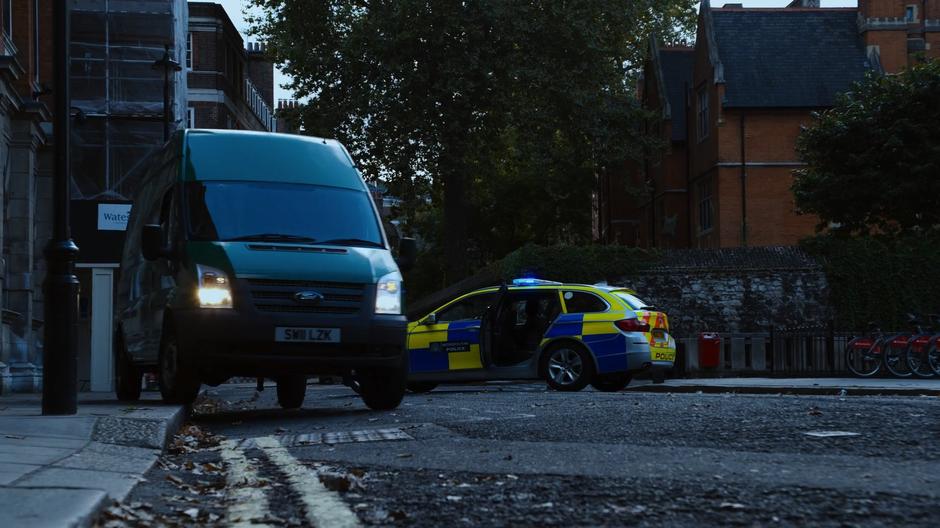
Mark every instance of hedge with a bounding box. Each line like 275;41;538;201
802;234;940;331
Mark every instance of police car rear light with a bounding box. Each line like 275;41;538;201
616;319;650;333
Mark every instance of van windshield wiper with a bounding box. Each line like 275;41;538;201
224;233;319;243
314;238;385;248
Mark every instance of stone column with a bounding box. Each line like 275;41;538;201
5;117;44;391
0;91;10;394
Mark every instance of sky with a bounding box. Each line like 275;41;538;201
208;0;858;106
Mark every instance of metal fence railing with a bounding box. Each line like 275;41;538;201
674;324;861;377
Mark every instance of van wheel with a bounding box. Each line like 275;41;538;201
406;382;438;394
114;331;142;401
277;376;307;409
541;342;594;392
591;374;631;392
358;358;407;411
158;328;200;405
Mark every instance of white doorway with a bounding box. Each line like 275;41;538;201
77;264;118;392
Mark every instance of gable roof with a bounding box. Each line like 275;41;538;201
659;49;694;141
709;7;873;108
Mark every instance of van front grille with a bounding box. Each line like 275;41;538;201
245;279;366;315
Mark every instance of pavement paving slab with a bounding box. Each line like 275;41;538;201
629;377;940;395
0;487;108;528
0;391;188;528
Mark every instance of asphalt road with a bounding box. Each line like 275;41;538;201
101;382;940;527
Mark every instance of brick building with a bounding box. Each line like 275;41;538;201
602;0;940;249
0;0;53;391
187;3;276;132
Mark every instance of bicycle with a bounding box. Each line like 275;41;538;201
882;314;921;378
904;314;939;378
845;322;884;377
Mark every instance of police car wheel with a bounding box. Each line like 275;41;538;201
406;382;438;394
542;343;594;392
276;375;307;409
591;375;631;392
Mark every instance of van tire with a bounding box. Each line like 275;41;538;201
591;374;631;392
114;331;142;401
277;376;307;409
540;342;594;392
158;328;201;405
406;382;438;394
358;358;407;411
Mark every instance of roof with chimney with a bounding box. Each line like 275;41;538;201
703;1;875;108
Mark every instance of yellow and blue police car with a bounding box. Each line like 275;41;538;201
406;279;676;393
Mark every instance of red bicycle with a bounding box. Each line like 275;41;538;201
845;322;884;377
906;314;940;378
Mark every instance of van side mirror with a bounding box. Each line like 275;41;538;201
422;313;437;325
142;224;169;261
397;237;417;272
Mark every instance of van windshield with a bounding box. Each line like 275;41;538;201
185;181;384;248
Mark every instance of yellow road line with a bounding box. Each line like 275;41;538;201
219;439;274;528
255;435;361;528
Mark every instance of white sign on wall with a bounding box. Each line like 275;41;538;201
97;203;132;231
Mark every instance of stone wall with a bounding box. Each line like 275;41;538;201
615;247;833;337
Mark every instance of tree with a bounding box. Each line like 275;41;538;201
793;59;940;236
248;1;696;281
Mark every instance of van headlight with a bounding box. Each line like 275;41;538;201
196;264;233;309
375;272;402;315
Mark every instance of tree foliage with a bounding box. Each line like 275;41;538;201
793;59;940;236
248;0;696;282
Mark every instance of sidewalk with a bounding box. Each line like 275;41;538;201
0;392;188;528
628;377;940;396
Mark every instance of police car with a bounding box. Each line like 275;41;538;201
406;279;676;392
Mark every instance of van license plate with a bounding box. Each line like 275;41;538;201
275;327;340;343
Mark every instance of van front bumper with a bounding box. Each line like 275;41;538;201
173;308;407;377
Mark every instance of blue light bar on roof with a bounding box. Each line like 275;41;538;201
512;278;562;286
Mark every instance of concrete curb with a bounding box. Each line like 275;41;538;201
625;384;940;397
0;401;192;528
76;404;192;527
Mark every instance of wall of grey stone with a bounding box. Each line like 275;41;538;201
614;247;833;338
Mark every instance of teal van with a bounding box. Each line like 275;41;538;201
114;130;416;410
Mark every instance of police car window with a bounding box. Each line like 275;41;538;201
436;293;496;322
613;292;651;310
562;291;608;313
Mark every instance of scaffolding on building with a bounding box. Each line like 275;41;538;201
70;0;187;201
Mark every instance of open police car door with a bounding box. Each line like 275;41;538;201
480;283;509;369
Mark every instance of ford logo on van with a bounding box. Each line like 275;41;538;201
293;291;325;304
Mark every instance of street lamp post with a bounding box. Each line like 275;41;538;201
43;0;80;415
152;44;182;142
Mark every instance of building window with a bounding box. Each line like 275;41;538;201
697;88;709;141
187;107;195;128
905;5;917;22
186;32;193;69
698;178;713;233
